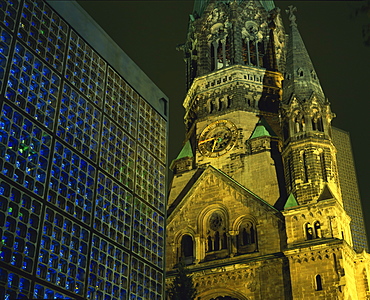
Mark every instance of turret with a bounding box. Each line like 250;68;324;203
281;6;341;206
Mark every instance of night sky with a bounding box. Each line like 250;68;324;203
76;1;370;244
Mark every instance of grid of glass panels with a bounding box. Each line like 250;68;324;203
67;30;106;108
105;67;137;137
136;145;166;213
0;27;12;91
132;198;164;269
17;0;68;73
6;42;60;131
100;116;135;190
0;0;20;33
0;268;32;299
38;210;89;296
48;141;95;224
33;283;74;300
95;173;133;249
138;98;166;164
0;0;167;299
87;235;130;300
130;257;163;300
0;179;42;273
0;103;51;197
57;83;100;163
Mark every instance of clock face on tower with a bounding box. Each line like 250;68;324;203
198;120;238;158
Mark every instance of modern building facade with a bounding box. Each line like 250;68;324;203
166;0;369;299
0;0;167;299
331;127;368;252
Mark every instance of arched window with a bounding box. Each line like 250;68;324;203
211;42;216;71
237;221;257;253
314;222;321;238
218;98;223;111
211;38;229;71
294;116;299;133
312;118;316;130
317;117;324;132
216;40;223;69
242;228;249;246
225;36;231;66
249;41;257;66
222;232;227;249
312;116;324;132
181;235;193;258
209;100;214;113
213;231;220;251
226;96;231;108
250;225;255;244
315;274;323;291
205;212;228;257
305;223;313;240
306;222;322;240
242;39;250;65
207;236;213;252
294;115;305;133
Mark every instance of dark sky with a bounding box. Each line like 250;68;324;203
77;1;370;244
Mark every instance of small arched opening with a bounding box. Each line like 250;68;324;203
315;274;323;291
237;221;257;254
305;223;313;240
180;234;194;265
314;221;321;238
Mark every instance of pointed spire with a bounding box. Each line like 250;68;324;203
282;6;325;104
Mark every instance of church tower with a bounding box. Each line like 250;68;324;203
166;1;370;299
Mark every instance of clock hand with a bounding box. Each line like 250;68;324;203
198;137;216;144
212;139;218;152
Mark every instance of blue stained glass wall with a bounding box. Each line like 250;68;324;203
0;0;167;299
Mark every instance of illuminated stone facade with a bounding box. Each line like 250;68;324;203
0;1;167;299
167;0;370;299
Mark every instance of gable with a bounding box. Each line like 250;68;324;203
167;165;282;225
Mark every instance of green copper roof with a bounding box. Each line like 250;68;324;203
284;193;298;209
193;0;275;17
176;140;193;159
169;140;194;170
249;117;277;139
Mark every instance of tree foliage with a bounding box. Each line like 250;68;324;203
167;262;198;300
